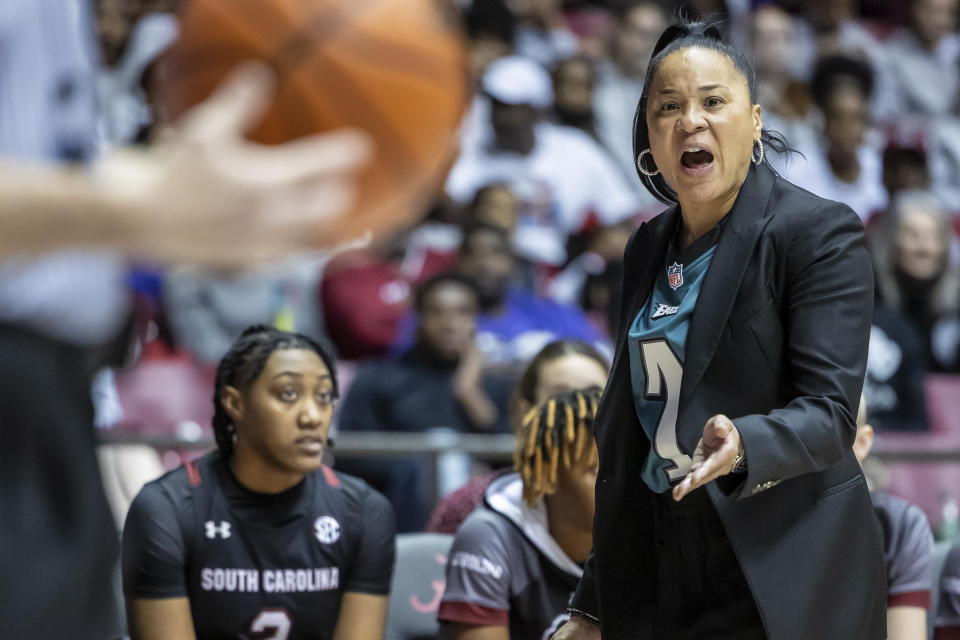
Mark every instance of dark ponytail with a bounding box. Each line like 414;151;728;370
212;324;339;457
633;19;794;204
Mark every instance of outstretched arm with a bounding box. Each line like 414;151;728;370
0;63;370;266
676;202;873;499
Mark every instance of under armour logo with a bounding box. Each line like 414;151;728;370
205;520;231;539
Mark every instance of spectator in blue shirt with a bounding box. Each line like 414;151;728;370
392;222;608;371
460;222;607;369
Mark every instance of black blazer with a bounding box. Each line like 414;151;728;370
569;164;886;640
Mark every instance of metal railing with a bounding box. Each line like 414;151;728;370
97;431;960;463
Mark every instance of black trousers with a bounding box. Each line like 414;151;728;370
0;323;119;639
652;486;767;640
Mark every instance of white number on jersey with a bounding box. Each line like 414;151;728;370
640;340;692;482
251;608;292;640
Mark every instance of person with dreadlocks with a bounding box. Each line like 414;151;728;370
437;341;608;640
121;325;396;640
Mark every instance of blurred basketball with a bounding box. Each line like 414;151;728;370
157;0;470;245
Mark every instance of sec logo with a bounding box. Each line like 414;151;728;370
314;515;341;544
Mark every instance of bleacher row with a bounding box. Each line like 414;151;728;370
874;374;960;527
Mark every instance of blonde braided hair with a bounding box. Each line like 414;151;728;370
514;386;602;506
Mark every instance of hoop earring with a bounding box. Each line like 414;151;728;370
636;148;660;177
752;139;764;166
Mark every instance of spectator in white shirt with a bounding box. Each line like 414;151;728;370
779;54;887;224
594;1;667;202
801;0;901;115
509;0;578;68
446;56;641;266
880;0;960;119
552;54;598;139
748;5;819;153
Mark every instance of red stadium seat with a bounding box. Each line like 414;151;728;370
883;461;960;531
872;375;960;530
926;374;960;435
113;352;216;468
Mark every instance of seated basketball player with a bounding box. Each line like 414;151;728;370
425;338;610;534
935;543;960;639
437;381;606;639
121;325;396;640
854;396;933;640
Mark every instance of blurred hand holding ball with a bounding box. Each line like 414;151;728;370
156;0;470;246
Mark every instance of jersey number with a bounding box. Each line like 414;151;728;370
640;340;692;482
251;609;291;640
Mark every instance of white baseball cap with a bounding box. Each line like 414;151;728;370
481;55;553;109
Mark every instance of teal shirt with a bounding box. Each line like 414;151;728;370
628;223;722;494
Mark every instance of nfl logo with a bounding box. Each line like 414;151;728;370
667;262;683;290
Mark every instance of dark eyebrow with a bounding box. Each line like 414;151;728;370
656;84;729;95
271;372;332;381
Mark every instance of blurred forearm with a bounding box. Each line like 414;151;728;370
0;160;135;255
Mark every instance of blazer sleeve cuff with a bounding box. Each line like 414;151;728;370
717;414;781;500
569;552;601;621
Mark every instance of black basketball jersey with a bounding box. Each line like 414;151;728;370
122;451;396;640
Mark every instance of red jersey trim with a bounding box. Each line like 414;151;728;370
438;601;509;627
185;461;201;487
889;590;931;609
935;626;960;640
321;465;340;488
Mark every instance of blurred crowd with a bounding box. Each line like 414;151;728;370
93;0;960;532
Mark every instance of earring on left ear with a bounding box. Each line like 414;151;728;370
636;148;660;177
752;139;764;166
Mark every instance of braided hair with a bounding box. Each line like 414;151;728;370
212;325;339;457
514;386;603;506
510;339;609;506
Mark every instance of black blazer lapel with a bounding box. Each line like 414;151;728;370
677;164;777;451
605;207;676;417
597;206;677;475
621;207;678;330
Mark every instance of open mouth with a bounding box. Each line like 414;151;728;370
681;147;714;169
